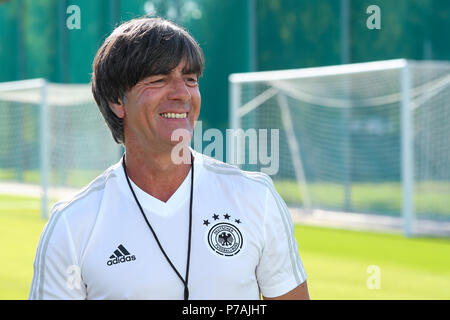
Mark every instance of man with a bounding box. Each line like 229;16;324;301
29;17;309;300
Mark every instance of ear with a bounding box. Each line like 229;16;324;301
109;99;125;119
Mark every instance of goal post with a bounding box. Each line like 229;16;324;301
40;80;50;219
0;79;123;219
229;59;450;237
400;64;413;237
0;78;50;219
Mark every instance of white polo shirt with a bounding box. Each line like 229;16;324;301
29;150;307;300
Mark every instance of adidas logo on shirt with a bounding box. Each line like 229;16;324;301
106;244;136;266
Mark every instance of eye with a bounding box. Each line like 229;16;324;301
151;78;165;84
142;77;166;87
185;77;198;86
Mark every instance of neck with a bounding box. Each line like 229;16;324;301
123;144;192;202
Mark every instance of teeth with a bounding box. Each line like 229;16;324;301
161;112;187;119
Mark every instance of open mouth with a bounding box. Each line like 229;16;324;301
160;112;188;119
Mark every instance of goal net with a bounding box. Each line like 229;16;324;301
229;59;450;237
0;79;123;218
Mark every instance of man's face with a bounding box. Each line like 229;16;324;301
118;59;201;153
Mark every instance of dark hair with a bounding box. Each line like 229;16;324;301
91;17;204;144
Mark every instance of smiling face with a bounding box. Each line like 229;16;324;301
110;59;201;154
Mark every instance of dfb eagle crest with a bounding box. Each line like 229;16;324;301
202;213;243;257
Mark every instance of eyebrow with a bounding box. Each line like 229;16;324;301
142;71;198;82
150;70;198;76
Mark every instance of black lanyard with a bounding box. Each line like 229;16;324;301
122;152;194;300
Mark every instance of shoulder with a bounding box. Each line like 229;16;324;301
197;152;275;195
48;162;121;232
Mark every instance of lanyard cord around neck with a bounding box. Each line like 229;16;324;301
122;153;194;300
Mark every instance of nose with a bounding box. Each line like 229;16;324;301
167;77;191;103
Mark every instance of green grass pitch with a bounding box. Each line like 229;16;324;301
1;194;449;300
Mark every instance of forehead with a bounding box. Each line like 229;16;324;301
144;58;198;78
162;59;197;75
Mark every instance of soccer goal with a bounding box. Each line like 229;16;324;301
0;79;123;219
229;59;450;237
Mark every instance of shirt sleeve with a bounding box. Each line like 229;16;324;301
29;208;86;300
256;178;307;298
